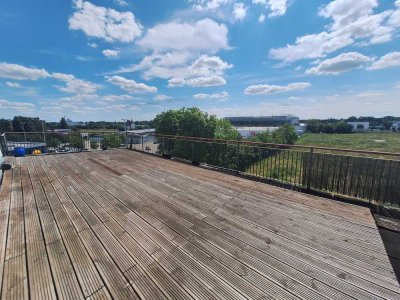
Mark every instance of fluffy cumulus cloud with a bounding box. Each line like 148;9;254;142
368;51;400;70
114;18;231;87
306;52;372;75
252;0;288;17
194;91;229;99
244;82;311;95
107;75;157;93
69;1;142;43
52;73;101;94
138;18;228;53
269;0;400;62
0;62;49;80
233;3;247;21
102;49;120;57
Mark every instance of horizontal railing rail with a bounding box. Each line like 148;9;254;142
130;133;400;207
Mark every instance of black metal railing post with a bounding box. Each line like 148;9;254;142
306;147;314;192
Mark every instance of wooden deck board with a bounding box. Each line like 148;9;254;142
0;149;399;299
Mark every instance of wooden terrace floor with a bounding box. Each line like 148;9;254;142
0;150;399;299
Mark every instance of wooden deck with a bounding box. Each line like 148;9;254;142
0;149;399;300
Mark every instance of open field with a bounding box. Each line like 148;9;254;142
296;132;400;153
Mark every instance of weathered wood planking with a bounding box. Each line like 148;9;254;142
0;149;399;300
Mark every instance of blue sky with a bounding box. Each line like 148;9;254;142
0;0;399;121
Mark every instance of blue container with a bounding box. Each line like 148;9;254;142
14;147;26;157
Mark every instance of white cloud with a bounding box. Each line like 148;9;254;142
107;75;157;93
169;75;226;87
192;0;232;12
367;51;400;70
5;82;21;88
102;94;133;102
258;14;266;23
253;0;288;17
0;62;49;80
194;91;229;99
102;49;120;57
269;0;400;62
233;3;247;21
52;73;101;94
138;18;229;54
87;42;98;48
306;52;372;75
154;94;172;101
167;77;186;87
114;0;128;6
0;99;35;112
68;1;142;43
244;82;311;95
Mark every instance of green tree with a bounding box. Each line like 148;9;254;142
0;119;12;133
271;124;298;144
154;108;217;138
60;117;68;129
305;120;322;133
335;121;353;133
214;119;240;140
102;134;123;149
251;130;273;143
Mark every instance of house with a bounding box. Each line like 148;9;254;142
347;121;369;131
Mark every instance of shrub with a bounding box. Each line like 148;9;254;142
102;134;123;149
69;136;84;149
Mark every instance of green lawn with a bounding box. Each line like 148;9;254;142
296;132;400;153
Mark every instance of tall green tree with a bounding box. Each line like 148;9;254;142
60;117;68;129
154;108;217;138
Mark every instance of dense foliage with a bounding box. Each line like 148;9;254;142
305;120;353;134
251;124;298;145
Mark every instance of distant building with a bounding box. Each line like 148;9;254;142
347;122;369;131
236;127;279;138
66;118;86;127
391;120;400;131
51;129;72;134
225;115;299;127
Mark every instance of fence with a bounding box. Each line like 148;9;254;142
0;131;126;156
131;134;400;207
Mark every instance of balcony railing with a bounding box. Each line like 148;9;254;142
2;131;399;207
130;133;400;207
0;131;126;156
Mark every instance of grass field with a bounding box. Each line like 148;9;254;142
296;132;400;153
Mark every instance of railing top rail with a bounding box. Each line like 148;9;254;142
155;133;400;157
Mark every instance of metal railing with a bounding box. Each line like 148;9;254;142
0;131;126;156
130;134;400;207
